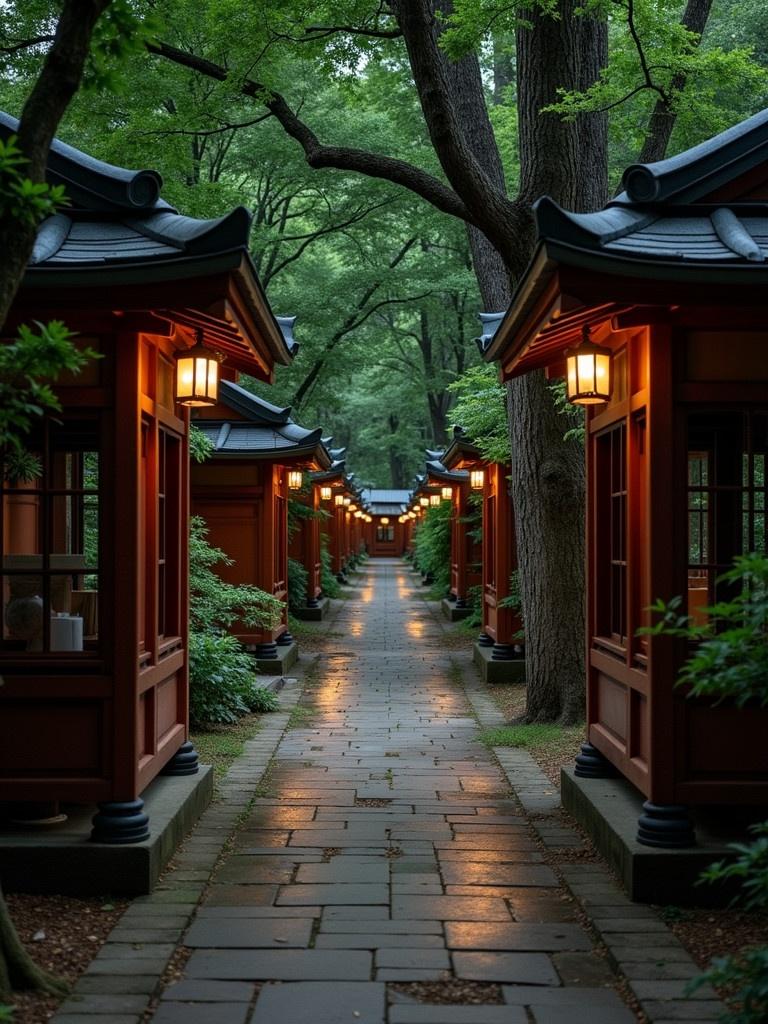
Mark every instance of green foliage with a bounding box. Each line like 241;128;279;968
0;321;97;453
699;823;768;913
189;631;278;726
448;365;510;465
0;1005;13;1022
189;515;283;632
287;556;309;610
2;448;42;484
640;554;768;709
478;722;578;749
644;554;768;1022
0;134;68;225
320;538;341;598
548;380;585;444
413;501;452;592
189;424;214;464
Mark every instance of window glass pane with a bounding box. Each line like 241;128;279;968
4;573;44;651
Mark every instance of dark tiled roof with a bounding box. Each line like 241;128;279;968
196;380;330;465
475;311;506;354
483;108;768;370
619;108;768;203
425;459;468;483
535;197;768;265
1;111;297;373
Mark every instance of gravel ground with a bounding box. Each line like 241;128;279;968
5;892;128;1023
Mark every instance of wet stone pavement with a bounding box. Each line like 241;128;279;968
153;559;636;1024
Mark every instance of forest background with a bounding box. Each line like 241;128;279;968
3;0;767;489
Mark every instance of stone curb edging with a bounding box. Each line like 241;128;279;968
455;651;725;1024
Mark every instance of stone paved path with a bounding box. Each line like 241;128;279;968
152;559;637;1024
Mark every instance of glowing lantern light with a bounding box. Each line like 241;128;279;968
288;470;303;490
419;497;429;507
381;517;390;525
320;486;332;501
429;494;440;507
470;469;485;491
565;325;612;405
335;494;344;507
175;331;221;406
441;486;453;500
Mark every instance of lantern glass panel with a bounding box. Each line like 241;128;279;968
320;486;332;501
470;469;485;490
441;486;452;500
430;495;440;506
288;470;303;490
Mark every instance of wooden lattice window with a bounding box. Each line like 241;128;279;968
595;422;627;646
687;410;767;612
1;416;101;653
376;526;394;542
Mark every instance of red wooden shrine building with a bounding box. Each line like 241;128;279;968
440;430;524;680
486;110;768;845
0;115;295;843
420;450;474;620
312;451;363;583
191;381;331;657
361;489;410;556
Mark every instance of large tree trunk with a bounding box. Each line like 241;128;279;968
509;3;608;722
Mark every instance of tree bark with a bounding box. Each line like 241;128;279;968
636;0;714;165
0;0;112;332
509;3;608;722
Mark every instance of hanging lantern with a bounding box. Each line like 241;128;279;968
419;497;429;507
320;486;332;501
175;330;222;407
335;494;344;507
354;510;363;519
565;324;612;405
288;470;303;490
381;517;390;525
408;511;417;519
441;486;453;500
429;494;440;507
343;497;351;506
470;469;485;490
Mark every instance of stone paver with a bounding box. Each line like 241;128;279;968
60;559;722;1024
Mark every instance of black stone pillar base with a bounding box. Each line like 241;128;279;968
162;741;199;777
254;641;279;659
306;598;320;608
277;631;294;646
455;596;467;609
637;802;696;848
491;643;519;661
336;572;347;584
477;633;494;647
90;799;150;845
574;743;618;779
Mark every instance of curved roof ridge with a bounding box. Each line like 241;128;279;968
219;380;291;423
710;208;764;261
0;111;164;211
132;207;252;256
620;107;768;204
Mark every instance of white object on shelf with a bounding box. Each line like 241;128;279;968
50;613;83;651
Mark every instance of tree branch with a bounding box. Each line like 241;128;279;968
0;34;55;55
146;40;474;224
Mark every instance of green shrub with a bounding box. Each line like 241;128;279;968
189;632;278;726
644;553;768;1023
190;516;283;633
320;539;340;598
288;556;309;610
413;502;451;592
